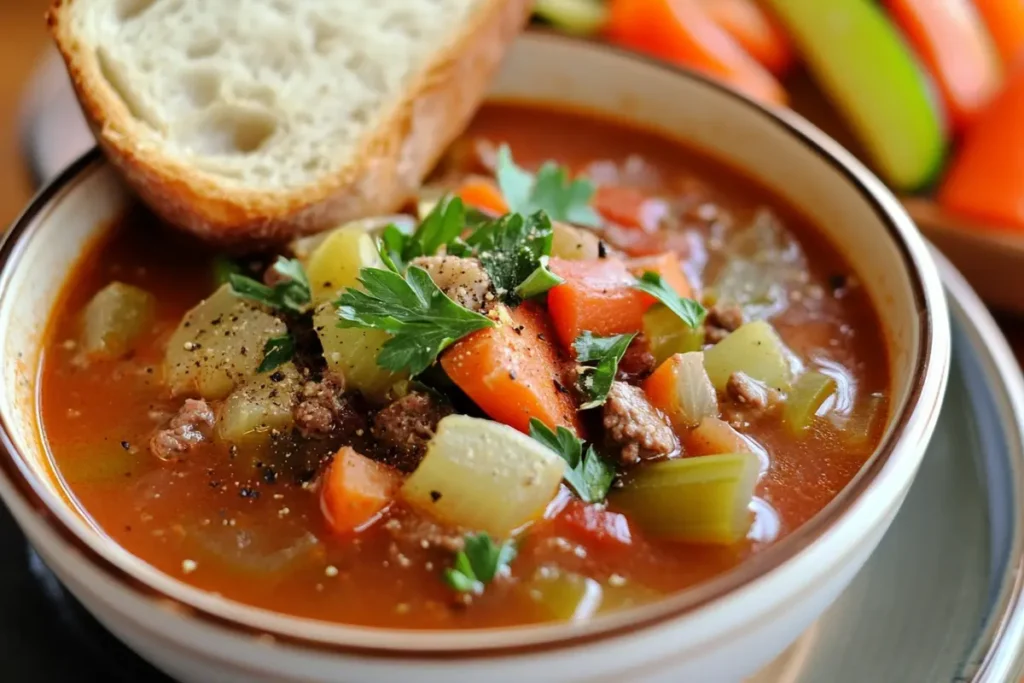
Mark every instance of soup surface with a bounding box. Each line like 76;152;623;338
39;103;889;629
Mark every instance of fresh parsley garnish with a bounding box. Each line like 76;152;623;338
465;210;554;303
516;257;564;299
228;257;311;315
211;256;243;286
574;332;636;409
257;334;294;373
633;271;706;328
335;266;495;375
379;196;466;273
496;145;601;227
443;532;517;594
529;418;615;503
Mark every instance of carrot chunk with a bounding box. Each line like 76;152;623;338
320;447;402;535
554;500;633;550
441;301;581;435
457;178;509;215
547;255;692;349
701;0;795;76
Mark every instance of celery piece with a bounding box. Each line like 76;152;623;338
528;570;603;621
534;0;608;35
612;453;760;544
79;282;156;359
703;321;795;393
642;304;705;366
783;371;838;435
401;415;566;536
846;392;888;448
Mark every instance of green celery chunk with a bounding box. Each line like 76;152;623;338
534;0;608;35
612;453;760;544
527;570;603;621
783;371;837;435
703;320;795;392
79;282;156;359
642;304;705;366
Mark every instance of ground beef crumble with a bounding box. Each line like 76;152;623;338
704;303;744;344
616;336;657;382
150;399;215;460
602;381;678;465
293;379;360;438
372;391;453;471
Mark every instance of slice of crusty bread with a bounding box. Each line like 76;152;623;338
47;0;531;246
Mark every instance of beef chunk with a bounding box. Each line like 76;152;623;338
602;381;678;465
705;304;744;344
616;336;657;382
293;379;360;438
150;399;214;460
409;255;492;311
372;391;452;470
723;371;780;426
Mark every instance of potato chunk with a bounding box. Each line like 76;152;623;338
306;225;383;302
314;303;403;402
217;364;301;446
79;282;156;359
551;222;602;260
401;415;566;536
165;285;286;400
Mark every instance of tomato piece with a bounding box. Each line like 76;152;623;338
554;500;633;549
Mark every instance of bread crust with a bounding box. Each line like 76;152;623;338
47;0;532;247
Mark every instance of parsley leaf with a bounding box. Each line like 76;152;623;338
574;332;636;409
529;418;615;503
496;145;601;227
632;271;707;328
228;257;311;315
335;266;495;375
379;196;466;273
466;210;554;303
257;334;294;373
515;257;564;299
443;533;517;594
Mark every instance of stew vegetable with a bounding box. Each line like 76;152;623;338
40;104;889;629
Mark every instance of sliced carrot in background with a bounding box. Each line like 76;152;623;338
938;68;1024;230
973;0;1024;69
456;178;509;215
593;185;649;230
884;0;1002;131
320;447;402;535
441;301;581;435
605;0;787;105
700;0;795;76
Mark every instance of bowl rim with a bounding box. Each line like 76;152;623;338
0;31;947;658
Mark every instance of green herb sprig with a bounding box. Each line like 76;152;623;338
444;533;517;594
496;145;601;227
632;271;706;328
529;418;615;504
574;331;636;409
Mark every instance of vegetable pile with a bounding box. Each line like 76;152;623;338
533;0;1024;229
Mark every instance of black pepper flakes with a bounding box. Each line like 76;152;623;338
262;468;278;485
430;490;442;502
120;440;131;451
239;487;260;500
270;371;285;382
598;240;608;259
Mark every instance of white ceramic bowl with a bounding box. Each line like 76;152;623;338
0;33;950;682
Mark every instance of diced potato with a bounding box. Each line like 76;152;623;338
306;225;384;302
401;415;566;536
79;282;156;359
289;215;414;263
527;569;603;621
642;304;705;366
313;303;404;402
551;222;602;260
703;321;795;393
643;352;718;431
783;371;837;435
612;452;760;544
685;416;753;457
165;285;287;400
217;364;301;446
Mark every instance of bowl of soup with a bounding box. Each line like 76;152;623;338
0;32;949;682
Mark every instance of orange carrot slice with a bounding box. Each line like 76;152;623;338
441;301;581;435
701;0;795;76
320;447;402;535
457;178;509;215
